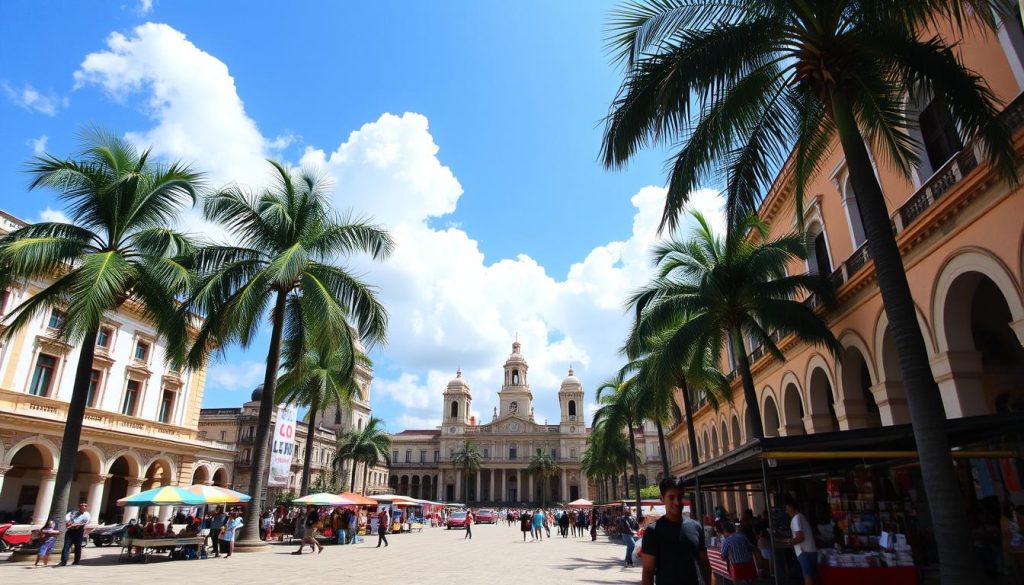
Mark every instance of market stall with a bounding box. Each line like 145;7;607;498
116;486;208;563
679;412;1024;585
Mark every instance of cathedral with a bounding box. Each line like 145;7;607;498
388;339;663;504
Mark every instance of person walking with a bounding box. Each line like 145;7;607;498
220;511;243;559
465;509;474;539
520;510;532;542
618;509;639;568
784;499;819;585
641;477;709;585
57;502;90;567
209;507;226;557
292;505;323;555
590;509;598;541
376;508;390;548
533;509;544;541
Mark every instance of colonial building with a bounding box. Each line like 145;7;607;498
666;13;1024;516
0;211;236;525
389;339;663;504
198;345;390;504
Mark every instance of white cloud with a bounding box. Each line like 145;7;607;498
28;135;48;155
137;0;154;14
206;360;266;395
38;207;70;224
3;82;67;116
71;23;727;431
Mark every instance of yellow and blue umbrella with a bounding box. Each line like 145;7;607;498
117;485;205;506
185;484;251;504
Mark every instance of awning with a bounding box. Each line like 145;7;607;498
680;412;1024;490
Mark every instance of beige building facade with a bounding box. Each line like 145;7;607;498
666;15;1024;515
0;211;236;525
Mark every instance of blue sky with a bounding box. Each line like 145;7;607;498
0;1;722;430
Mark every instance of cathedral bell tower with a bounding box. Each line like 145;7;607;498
498;339;533;419
558;366;584;434
442;369;471;434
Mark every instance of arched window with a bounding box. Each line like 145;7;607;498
919;97;962;174
568;400;576;417
512;369;520;384
841;177;867;248
334;407;342;425
806;221;832;277
450;401;459;418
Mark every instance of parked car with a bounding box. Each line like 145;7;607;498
89;523;126;547
445;512;469;529
474;509;497;524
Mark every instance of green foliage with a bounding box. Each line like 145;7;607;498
640;485;661;499
335;416;392;493
527;451;561;507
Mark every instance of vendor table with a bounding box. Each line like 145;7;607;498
818;565;917;585
120;536;205;563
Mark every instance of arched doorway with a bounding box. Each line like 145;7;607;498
102;455;140;524
411;475;420;499
212;468;229;488
782;383;806;436
0;443;56;524
807;368;839;433
399;475;409;496
763;396;781;438
939;272;1024;415
422;475;432;500
731;416;742;448
192;465;211;486
839;344;882;429
143;458;176;521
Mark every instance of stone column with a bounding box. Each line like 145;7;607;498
580;473;588;500
870;381;910;425
500;469;506;501
0;465;11;500
475;472;481;503
122;478;144;522
931;351;988;418
528;474;534;504
32;471;57;524
86;474;109;524
454;470;462;501
489;469;495;501
516;469;521;503
560;468;568;503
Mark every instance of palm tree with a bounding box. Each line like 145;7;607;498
603;4;1016;581
450;440;482;503
176;160;392;545
593;373;645;514
0;130;201;540
334;416;391;494
628;212;838;440
527;451;561;508
276;335;368;495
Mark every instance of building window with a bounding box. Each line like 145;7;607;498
96;327;113;349
121;380;141;416
47;308;65;330
334;408;342;424
220;430;226;441
509;446;517;460
86;369;102;407
433;450;439;462
405;450;411;463
393;450;399;463
550;448;556;458
919;97;962;174
158;389;175;423
134;341;150;362
28;354;57;396
483;448;489;459
841;177;867;248
419;450;426;463
450;401;459;418
568;400;576;417
806;221;832;277
570;447;576;459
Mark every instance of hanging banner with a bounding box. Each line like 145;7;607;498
268;404;297;488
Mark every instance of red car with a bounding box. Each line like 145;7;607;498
445;512;469;529
474;509;496;524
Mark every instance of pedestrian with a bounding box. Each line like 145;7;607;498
617;509;639;568
293;504;323;555
533;509;544;541
718;520;758;581
260;511;274;541
562;510;571;538
520;509;532;541
590;509;598;541
220;511;243;558
348;508;358;544
209;507;226;557
57;502;90;567
465;509;474;539
376;507;390;548
34;519;60;567
641;477;709;585
783;498;819;585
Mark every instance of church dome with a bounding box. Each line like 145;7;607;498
560;367;582;390
251;384;264;402
504;340;528;366
447;368;470;391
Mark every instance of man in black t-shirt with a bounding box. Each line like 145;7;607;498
641;477;710;585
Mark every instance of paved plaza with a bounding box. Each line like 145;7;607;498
0;524;639;584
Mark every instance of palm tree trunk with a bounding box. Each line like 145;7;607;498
830;90;978;585
626;424;642;516
238;290;288;545
622;468;629;499
350;458;359;492
362;464;369;495
679;377;703;522
49;327;99;549
299;397;318;496
732;329;765;439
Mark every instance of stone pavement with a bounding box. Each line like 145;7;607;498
0;523;640;585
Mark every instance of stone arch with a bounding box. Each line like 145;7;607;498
731;415;742;448
780;373;806;436
212;467;229;488
806;364;839;433
873;304;937;382
3;437;59;468
103;450;143;478
143;455;177;488
720;419;730;451
702;428;712;459
0;441;58;523
450;401;459;418
760;386;781;438
933;249;1024;352
710;426;720;456
192;464;212;485
836;333;882;429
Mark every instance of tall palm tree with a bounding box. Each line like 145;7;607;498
276;335;368;496
593;373;645;514
334;416;391;493
527;451;561;508
603;4;1016;581
0;130;201;541
176;160;392;545
450;440;482;503
628;212;838;440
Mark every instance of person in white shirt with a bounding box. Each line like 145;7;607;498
58;502;91;567
784;499;819;585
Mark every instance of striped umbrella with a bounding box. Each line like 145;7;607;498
117;485;206;506
185;484;252;504
292;492;357;506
